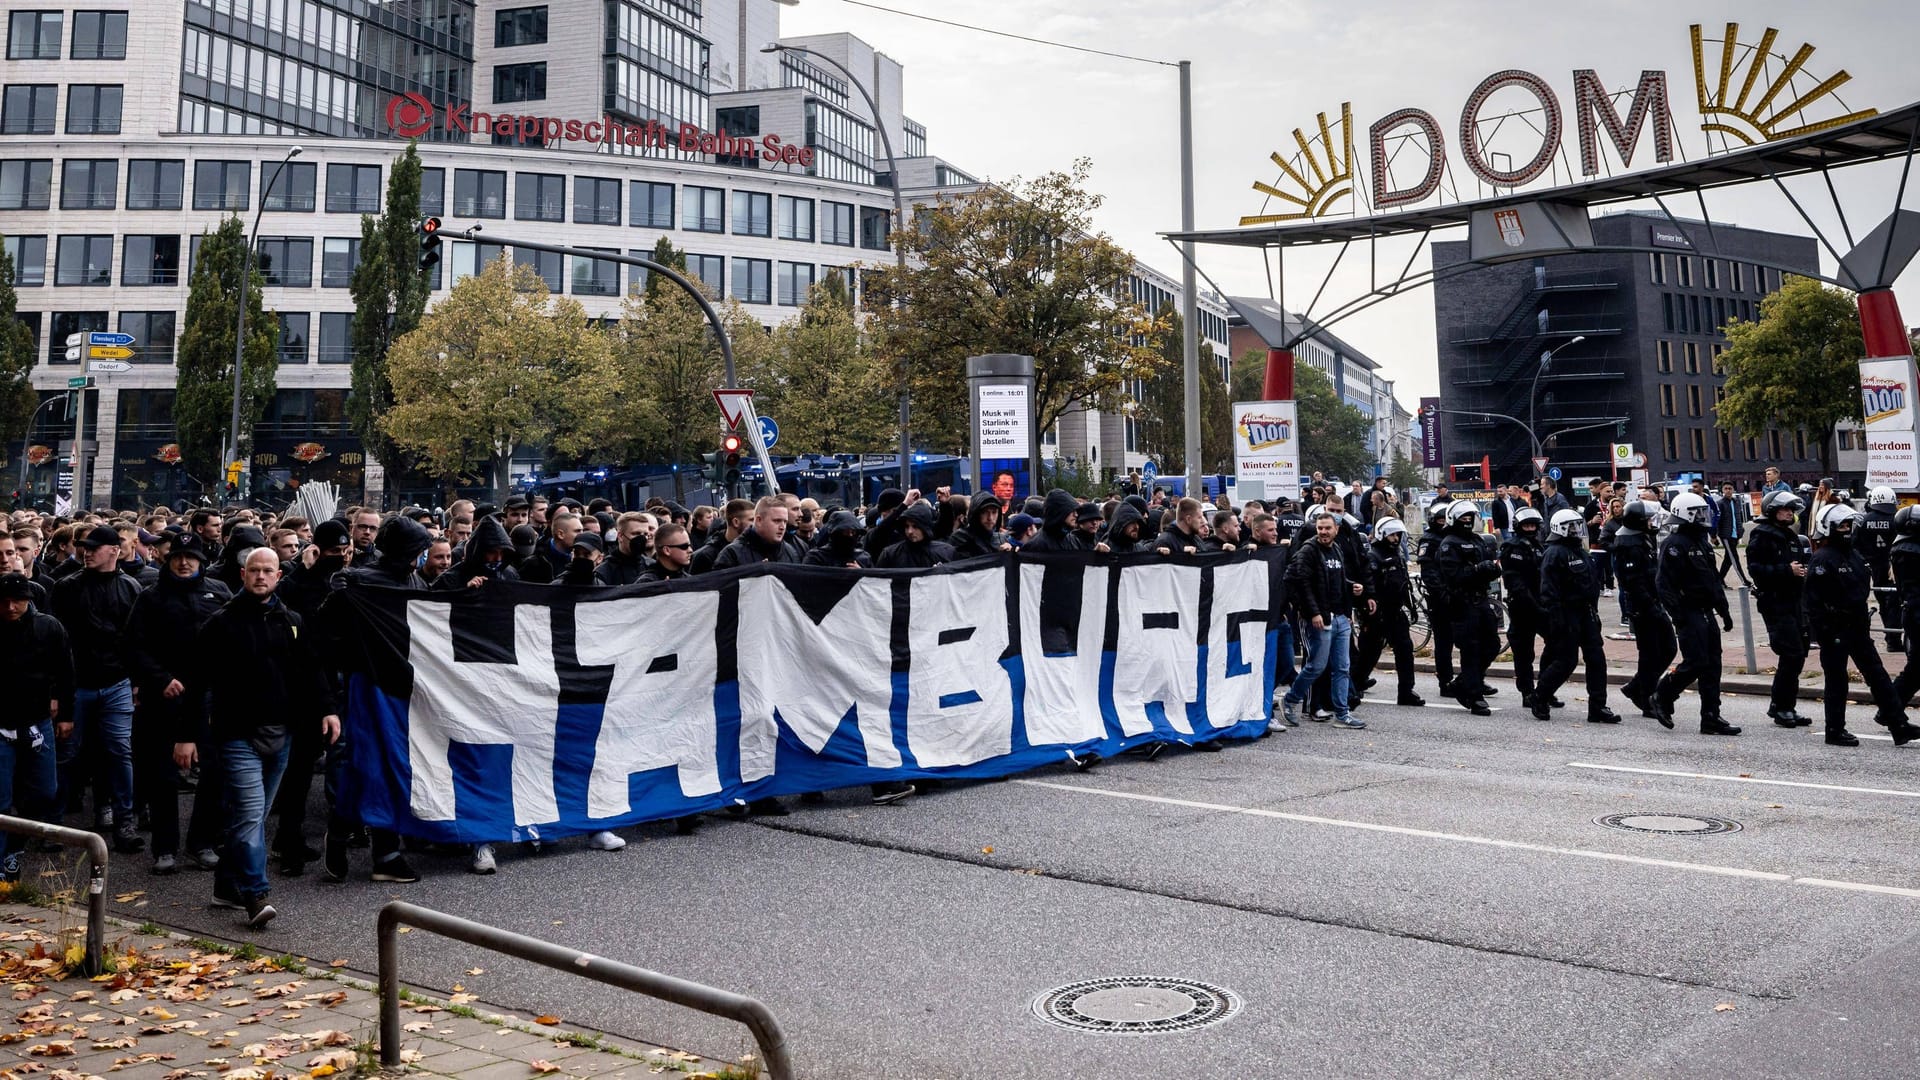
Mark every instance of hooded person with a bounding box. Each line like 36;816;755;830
947;495;1010;560
1074;502;1105;547
0;571;70;880
803;510;871;568
278;520;351;619
436;517;522;590
212;525;270;593
1103;500;1150;554
877;502;955;568
338;516;433;590
1020;489;1090;553
864;488;910;556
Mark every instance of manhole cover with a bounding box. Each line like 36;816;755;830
1031;977;1241;1035
1595;812;1742;836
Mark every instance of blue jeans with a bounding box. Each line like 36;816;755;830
1285;615;1353;721
216;738;290;902
61;680;135;821
1274;617;1298;687
0;720;58;875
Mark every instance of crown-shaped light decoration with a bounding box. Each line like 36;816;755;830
1241;103;1355;226
1691;23;1877;146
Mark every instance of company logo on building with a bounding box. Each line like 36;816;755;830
1862;375;1909;424
380;95;815;165
1239;415;1293;450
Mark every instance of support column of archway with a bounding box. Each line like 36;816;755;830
1261;348;1295;400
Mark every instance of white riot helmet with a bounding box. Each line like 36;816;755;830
1305;504;1330;521
1668;491;1711;526
1443;501;1481;528
1869;486;1897;511
1812;502;1859;540
1548;508;1586;539
1513;507;1544;531
1374;517;1407;541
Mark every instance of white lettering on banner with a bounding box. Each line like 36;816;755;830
906;569;1014;767
1018;562;1109;746
406;601;560;826
574;594;722;816
1206;560;1273;728
737;576;898;780
1112;564;1202;736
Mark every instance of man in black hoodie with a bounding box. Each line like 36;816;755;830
692;499;754;574
211;525;270;594
436;517;520;590
280;520;354;616
1153;497;1208;555
804;511;872;568
946;496;1010;560
877;502;955;568
0;572;70;882
1103;501;1149;554
51;524;144;852
865;488;909;556
1023;489;1101;553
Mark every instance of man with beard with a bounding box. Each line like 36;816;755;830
877;502;954;568
946;496;1011;559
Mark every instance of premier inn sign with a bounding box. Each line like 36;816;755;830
383;92;817;165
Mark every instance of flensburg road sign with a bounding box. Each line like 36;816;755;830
64;332;134;348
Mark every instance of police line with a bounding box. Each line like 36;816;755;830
329;550;1283;843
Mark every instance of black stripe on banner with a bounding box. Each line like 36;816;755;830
714;581;740;686
1038;561;1087;655
1141;611;1181;631
553;598;612;706
938;626;975;645
1196;562;1214;650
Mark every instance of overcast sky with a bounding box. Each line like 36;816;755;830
781;0;1919;408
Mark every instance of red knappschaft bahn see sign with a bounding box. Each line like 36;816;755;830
383;93;816;166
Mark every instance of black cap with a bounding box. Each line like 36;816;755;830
168;534;210;566
76;524;122;550
0;572;31;600
313;519;352;550
571;532;605;554
504;495;531;511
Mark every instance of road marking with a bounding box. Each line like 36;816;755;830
1566;762;1920;799
1362;697;1502;713
1012;779;1920;899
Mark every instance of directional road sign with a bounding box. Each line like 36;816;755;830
1547;466;1563;481
1532;456;1549;474
757;414;780;450
88;360;131;373
66;332;134;348
88;346;134;360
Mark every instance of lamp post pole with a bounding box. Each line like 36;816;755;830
763;43;912;490
1178;59;1202;500
1528;334;1585;473
228;144;303;501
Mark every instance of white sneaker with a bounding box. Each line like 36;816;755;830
470;844;496;875
1602;588;1615;597
586;830;626;851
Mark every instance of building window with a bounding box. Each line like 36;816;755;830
126;159;183;210
495;5;547;46
1684;342;1700;374
55;235;113;286
49;311;107;364
71;11;125;59
1662;427;1679;461
515;249;562;292
1704;258;1719;290
255;237;313;288
574;177;621;225
685;253;722;296
278;312;309;364
4;235;46;287
732;258;770;304
1648;253;1665;285
1733;262;1745;292
1711;344;1726;375
59;159;116;209
515;172;564;221
1687;384;1702;417
684;186;724;232
120;311;175;365
263;160;317;211
1658;384;1675;416
122;235;181;286
325;163;381;213
823;201;855;246
714;106;761;169
0;159;52;210
454;169;507;218
778;196;814;242
1676;256;1693;287
1766;430;1783;459
193;160;251;211
64;84;121;133
1715;430;1732;461
1655;340;1673;373
1660;294;1674;334
419;167;445;218
1690;428;1706;460
777;262;814;306
629;181;672;229
860;206;892;250
572;251;618;296
321;237;360;287
732;191;771;237
1;84;57;133
493;62;546;103
1793;429;1806;459
318;312;353;364
451;241;506;285
823;265;853;301
7;12;59;59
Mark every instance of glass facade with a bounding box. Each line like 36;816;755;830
805;99;876;185
603;0;708;159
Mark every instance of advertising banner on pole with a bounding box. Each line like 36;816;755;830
1860;355;1920;489
1420;397;1443;467
969;354;1037;510
1232;401;1300;501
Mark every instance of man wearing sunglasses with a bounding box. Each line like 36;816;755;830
639;524;694;583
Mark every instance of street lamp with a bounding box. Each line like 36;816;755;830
1528;334;1585;471
228;143;303;501
761;41;912;489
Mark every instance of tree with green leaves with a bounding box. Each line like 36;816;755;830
174;216;278;487
348;141;430;504
1716;275;1864;474
1388;446;1424;492
643;234;688;301
1136;305;1233;474
1292;361;1373;480
738;279;896;457
866;159;1162;452
382;257;611;499
0;242;39;460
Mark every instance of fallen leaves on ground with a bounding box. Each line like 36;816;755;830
1714;1002;1737;1012
465;967;485;976
528;1061;561;1074
305;1049;356;1071
533;1015;561;1026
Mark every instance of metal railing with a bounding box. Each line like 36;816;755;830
0;813;109;974
377;901;793;1079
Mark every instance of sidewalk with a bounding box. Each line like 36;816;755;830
0;900;756;1080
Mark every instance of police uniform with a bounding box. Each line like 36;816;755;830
1745;506;1812;726
1435;506;1502;714
1806;505;1912;746
1860;492;1901;651
1534;513;1617;722
1889;508;1920;706
1498;516;1545;706
1612;506;1676;724
1352;524;1422;706
1656;495;1739;735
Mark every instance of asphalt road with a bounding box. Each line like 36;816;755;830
100;672;1920;1080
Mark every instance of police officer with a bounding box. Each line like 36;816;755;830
1534;509;1620;723
1860;486;1901;652
1614;501;1676;726
1500;508;1548;709
1351;518;1424;708
1656;492;1739;735
1745;490;1813;728
1890;506;1920;706
1806;503;1915;746
1418;503;1458;697
1435;502;1502;715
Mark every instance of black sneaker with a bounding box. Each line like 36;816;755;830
370;855;420;884
1700;717;1742;737
210;888;245;911
1397;693;1426;707
1587;708;1622;724
112;825;146;855
870;783;917;806
674;816;701;835
1769;709;1801;728
1894;723;1919;747
245;899;277;929
1825;729;1860;747
1463;698;1493;717
1530;701;1553;722
322;832;348;883
747;797;790;817
1192;739;1224;752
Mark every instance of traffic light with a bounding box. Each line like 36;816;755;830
721;433;743;490
699;450;723;485
418;216;442;271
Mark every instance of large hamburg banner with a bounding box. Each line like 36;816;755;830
1861;356;1920;489
1232;401;1301;502
327;552;1282;843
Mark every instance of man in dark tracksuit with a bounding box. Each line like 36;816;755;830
1805;504;1916;747
1745;491;1813;728
1417;504;1456;694
0;573;70;882
1656;493;1739;735
1533;509;1619;723
1500;509;1547;708
1861;487;1901;652
1890;507;1920;706
1614;502;1676;725
1434;502;1502;715
1351;519;1423;707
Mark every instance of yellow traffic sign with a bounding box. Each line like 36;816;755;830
88;345;135;360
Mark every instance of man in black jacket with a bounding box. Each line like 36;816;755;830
124;536;231;874
1434;502;1502;715
1153;497;1208;555
947;496;1010;560
1027;489;1095;553
1891;507;1920;707
435;517;519;591
1746;491;1813;728
877;502;954;568
1656;493;1739;736
801;512;871;569
691;499;753;574
1806;504;1915;747
50;524;145;852
1500;509;1547;708
0;573;70;882
183;548;340;927
1614;501;1677;725
639;524;698;580
1351;519;1422;707
1103;501;1150;554
1533;509;1619;723
596;513;653;585
714;498;802;569
1280;513;1365;729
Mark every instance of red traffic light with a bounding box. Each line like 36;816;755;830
420;216;441;234
722;433;742;454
